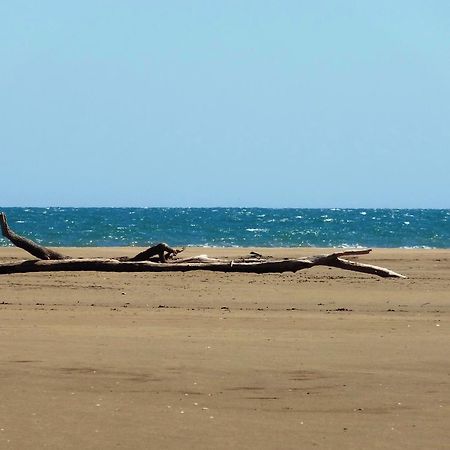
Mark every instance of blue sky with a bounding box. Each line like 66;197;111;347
1;1;449;208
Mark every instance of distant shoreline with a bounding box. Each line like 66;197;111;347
2;246;449;261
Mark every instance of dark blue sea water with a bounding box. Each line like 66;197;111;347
1;208;449;248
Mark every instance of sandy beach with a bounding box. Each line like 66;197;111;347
0;246;449;449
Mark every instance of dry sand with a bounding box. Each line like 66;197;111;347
0;247;449;449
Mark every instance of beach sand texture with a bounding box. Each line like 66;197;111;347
0;247;449;449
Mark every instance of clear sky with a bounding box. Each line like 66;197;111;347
1;1;449;208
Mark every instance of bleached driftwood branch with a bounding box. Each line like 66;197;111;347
0;251;406;278
0;212;406;278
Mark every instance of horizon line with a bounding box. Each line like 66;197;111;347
1;205;449;210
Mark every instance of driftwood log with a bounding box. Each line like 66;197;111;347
0;212;406;278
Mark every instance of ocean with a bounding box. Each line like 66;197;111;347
0;207;449;249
